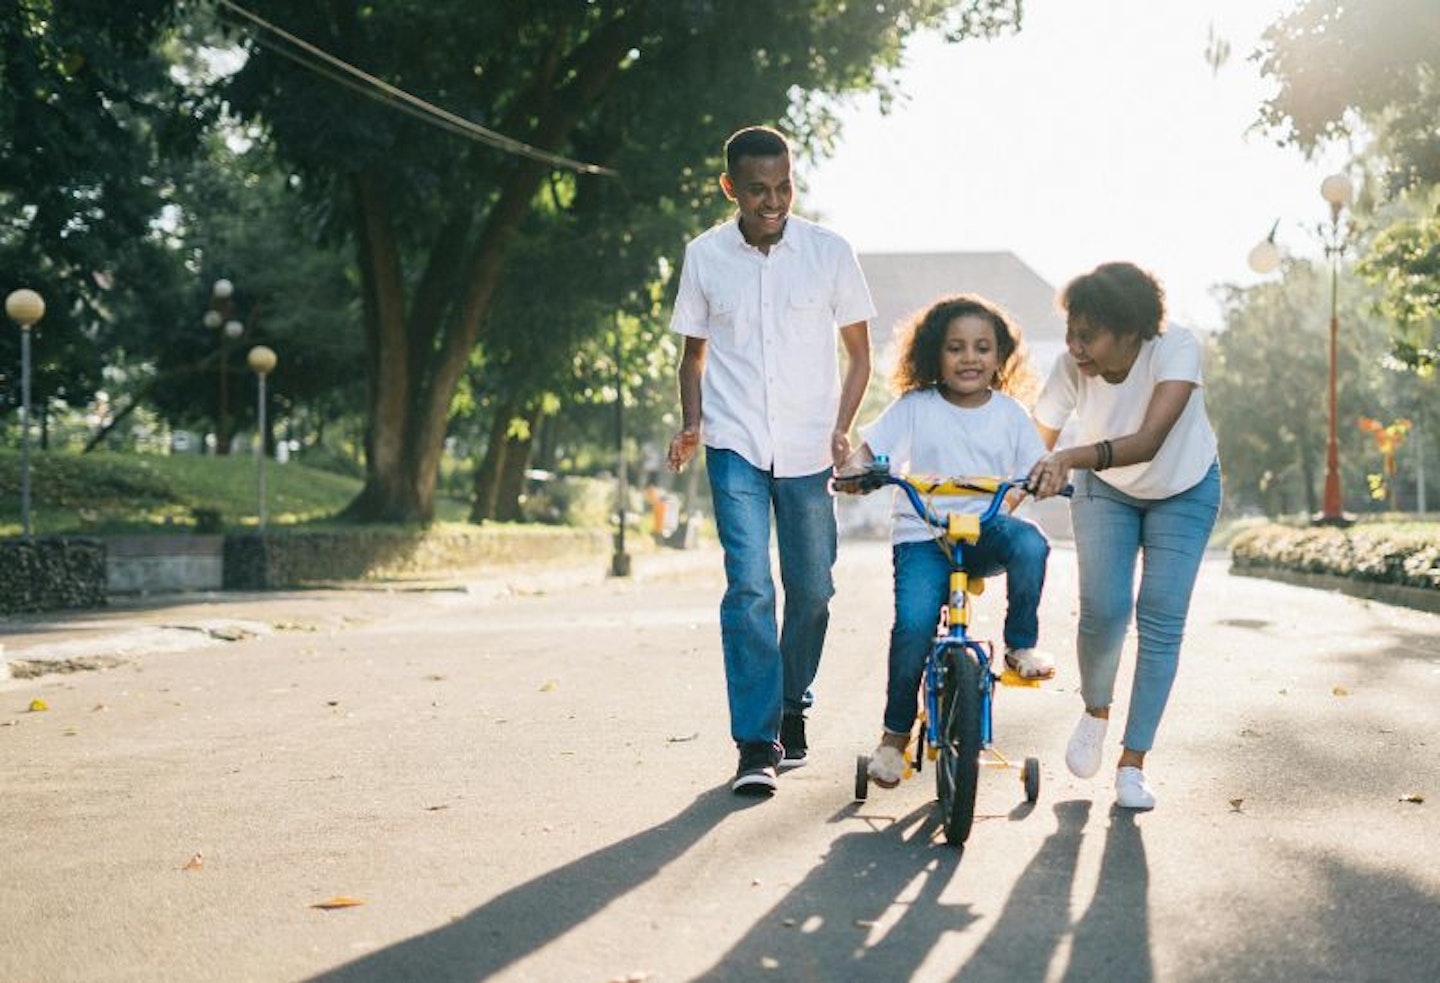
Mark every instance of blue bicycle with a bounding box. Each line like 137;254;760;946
836;455;1067;845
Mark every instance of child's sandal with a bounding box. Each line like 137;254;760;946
1005;648;1056;680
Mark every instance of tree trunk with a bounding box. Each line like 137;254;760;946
470;404;516;523
494;407;542;522
339;19;635;525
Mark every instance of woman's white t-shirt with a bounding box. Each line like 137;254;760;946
860;388;1047;545
1032;327;1217;500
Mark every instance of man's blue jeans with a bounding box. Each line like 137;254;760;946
706;448;836;749
1070;461;1221;752
884;515;1050;735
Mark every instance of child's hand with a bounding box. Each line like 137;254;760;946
830;469;867;495
667;427;701;472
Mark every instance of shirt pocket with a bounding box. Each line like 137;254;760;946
708;292;752;347
787;289;832;337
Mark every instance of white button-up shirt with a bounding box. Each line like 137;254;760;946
670;215;876;477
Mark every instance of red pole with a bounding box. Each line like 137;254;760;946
1319;241;1345;525
1321;308;1342;520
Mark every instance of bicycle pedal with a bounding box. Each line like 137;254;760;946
998;668;1042;688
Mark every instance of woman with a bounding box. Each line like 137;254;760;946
1027;261;1221;810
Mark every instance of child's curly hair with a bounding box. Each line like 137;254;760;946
891;294;1037;403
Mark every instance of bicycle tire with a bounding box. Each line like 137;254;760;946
935;647;983;845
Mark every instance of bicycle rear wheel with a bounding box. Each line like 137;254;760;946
935;647;983;846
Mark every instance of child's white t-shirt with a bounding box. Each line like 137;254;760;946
1033;327;1217;500
860;388;1047;545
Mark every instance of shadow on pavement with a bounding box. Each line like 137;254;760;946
306;785;744;983
685;802;971;982
684;798;1145;982
951;799;1100;983
1056;806;1151;983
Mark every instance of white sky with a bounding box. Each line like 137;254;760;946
803;0;1353;333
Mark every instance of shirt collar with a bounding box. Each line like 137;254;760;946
726;213;796;254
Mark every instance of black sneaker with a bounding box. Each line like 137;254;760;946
779;713;808;769
732;742;779;796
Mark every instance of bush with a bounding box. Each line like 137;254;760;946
1230;522;1440;590
519;475;613;526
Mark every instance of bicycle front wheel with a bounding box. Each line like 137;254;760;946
935;647;983;846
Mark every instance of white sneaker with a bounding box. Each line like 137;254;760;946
1066;713;1108;778
1115;766;1156;810
867;745;906;788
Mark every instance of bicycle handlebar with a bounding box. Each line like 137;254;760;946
832;455;1072;532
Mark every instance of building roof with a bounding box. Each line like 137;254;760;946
858;251;1066;370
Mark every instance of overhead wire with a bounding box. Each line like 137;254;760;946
212;0;617;177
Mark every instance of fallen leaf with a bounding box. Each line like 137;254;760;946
1399;792;1425;804
539;679;559;692
1229;799;1245;812
424;804;450;812
761;956;780;970
182;854;204;871
310;896;366;910
28;698;48;712
667;732;700;743
1332;685;1349;697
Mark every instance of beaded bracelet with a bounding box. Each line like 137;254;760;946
1094;439;1114;471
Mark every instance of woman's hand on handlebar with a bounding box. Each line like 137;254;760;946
1027;453;1072;500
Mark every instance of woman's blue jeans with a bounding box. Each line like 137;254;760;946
1070;461;1221;752
884;515;1050;735
706;448;837;749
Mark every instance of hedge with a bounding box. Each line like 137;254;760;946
1229;524;1440;591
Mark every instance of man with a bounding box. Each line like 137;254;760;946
667;125;874;795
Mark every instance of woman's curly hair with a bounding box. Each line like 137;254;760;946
891;294;1037;403
1061;261;1167;341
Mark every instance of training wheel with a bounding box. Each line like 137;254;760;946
1022;756;1041;804
854;755;870;801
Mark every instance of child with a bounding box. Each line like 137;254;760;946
838;294;1053;788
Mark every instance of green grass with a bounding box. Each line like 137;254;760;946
0;449;369;536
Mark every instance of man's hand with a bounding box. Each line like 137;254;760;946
667;427;701;472
830;429;852;469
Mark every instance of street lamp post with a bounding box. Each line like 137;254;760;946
610;319;631;577
1247;173;1354;525
247;345;277;529
1317;172;1354;525
5;288;45;539
206;279;244;455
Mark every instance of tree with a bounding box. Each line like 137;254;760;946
1257;0;1440;374
140;136;365;454
1211;261;1397;517
1256;0;1440;187
217;0;1023;523
1;0;193;433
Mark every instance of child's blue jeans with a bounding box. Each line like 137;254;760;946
883;514;1050;735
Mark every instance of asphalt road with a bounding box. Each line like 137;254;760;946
2;539;1437;983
